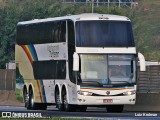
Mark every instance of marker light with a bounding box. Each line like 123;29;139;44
123;90;136;95
77;91;93;96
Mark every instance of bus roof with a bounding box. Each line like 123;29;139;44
17;13;130;25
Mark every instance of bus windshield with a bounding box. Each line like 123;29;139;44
76;21;134;47
79;54;135;85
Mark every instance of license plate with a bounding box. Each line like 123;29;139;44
103;99;113;103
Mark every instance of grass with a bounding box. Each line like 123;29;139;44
15;88;23;103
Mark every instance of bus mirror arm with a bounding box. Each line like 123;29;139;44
73;52;79;71
138;52;146;71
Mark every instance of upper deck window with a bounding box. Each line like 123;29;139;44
76;21;134;47
16;21;66;45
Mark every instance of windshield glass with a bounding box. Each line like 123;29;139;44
80;54;108;81
79;54;135;85
108;55;135;84
76;21;134;47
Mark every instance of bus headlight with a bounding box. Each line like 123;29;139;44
77;91;93;96
123;90;136;95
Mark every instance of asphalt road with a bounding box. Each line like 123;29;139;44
0;106;160;119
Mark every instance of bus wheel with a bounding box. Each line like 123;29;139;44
27;88;37;110
62;90;75;112
106;105;124;113
23;90;29;108
77;106;87;112
39;104;47;110
55;91;64;111
76;105;87;112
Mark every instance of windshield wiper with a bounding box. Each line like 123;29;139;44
116;81;131;83
80;81;103;87
111;81;135;86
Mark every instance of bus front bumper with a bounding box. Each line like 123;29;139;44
75;95;136;105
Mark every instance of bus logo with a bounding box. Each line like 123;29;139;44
106;91;110;95
47;45;59;58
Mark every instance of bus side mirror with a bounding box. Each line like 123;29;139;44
138;52;146;71
73;52;79;71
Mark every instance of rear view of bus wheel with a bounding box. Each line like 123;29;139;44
62;90;75;112
38;104;47;110
55;91;64;111
106;105;124;113
27;88;37;110
23;88;29;108
80;106;87;112
77;106;87;112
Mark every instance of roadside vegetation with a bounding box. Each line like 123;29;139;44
0;0;159;68
15;88;23;102
133;0;160;61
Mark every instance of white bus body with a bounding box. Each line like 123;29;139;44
15;13;145;112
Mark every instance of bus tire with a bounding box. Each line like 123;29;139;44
23;89;29;108
77;106;87;112
39;104;47;110
106;105;124;113
62;90;75;112
55;91;64;111
27;88;37;110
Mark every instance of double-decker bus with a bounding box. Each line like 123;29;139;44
15;13;145;112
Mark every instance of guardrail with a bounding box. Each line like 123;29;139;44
62;0;137;8
138;65;160;93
